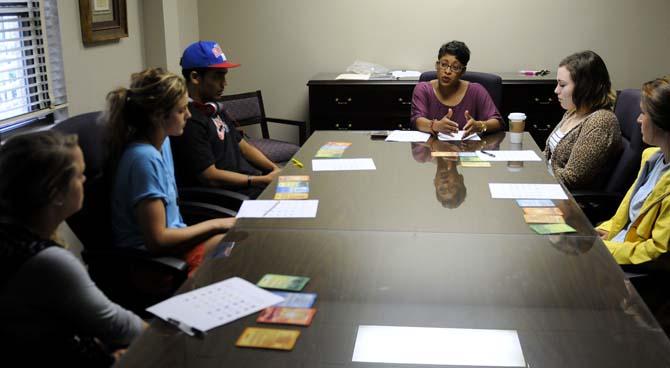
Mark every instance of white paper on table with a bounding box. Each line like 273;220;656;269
146;277;284;334
335;73;370;80
437;131;481;141
489;183;568;200
312;158;376;171
475;150;541;161
236;200;319;218
385;130;430;142
391;70;421;79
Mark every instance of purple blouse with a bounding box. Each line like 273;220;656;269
410;81;502;129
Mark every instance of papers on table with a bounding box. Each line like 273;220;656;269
237;200;319;218
437;131;481;141
146;277;284;335
385;130;430;142
312;158;376;171
489;183;568;200
475;150;541;161
391;70;421;80
335;73;369;80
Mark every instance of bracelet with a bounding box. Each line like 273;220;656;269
247;175;252;187
480;121;487;133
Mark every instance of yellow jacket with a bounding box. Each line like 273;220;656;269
598;148;670;264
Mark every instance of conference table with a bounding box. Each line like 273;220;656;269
118;131;670;368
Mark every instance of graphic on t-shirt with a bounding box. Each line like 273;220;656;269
212;115;229;140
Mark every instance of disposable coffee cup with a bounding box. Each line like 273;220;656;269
508;112;527;144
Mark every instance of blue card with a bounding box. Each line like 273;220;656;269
272;291;317;308
516;199;554;207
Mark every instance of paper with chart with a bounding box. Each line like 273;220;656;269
385;130;430;142
236;200;319;218
312;158;376;171
437;131;481;141
475;150;541;161
489;183;568;200
146;277;284;334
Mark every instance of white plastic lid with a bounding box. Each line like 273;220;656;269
508;112;527;121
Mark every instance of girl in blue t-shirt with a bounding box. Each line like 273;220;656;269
106;68;235;273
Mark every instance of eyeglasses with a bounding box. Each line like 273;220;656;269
436;62;464;73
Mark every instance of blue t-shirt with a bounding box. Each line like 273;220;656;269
111;139;186;249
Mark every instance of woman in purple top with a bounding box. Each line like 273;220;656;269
411;41;502;137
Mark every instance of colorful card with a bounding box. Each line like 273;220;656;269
516;199;555;207
459;156;485;162
257;307;317;326
529;223;577;234
523;207;563;216
315;142;352;158
460;161;491;168
274;176;310;200
523;214;565;224
257;274;310;291
235;327;300;350
431;151;459;157
272;291;317;308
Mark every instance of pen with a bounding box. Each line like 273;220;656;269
291;158;304;168
480;150;496;158
167;317;207;338
262;201;281;217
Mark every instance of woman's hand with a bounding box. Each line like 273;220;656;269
596;228;609;239
463;110;484;137
432;108;459;134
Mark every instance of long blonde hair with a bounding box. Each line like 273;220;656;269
103;67;187;164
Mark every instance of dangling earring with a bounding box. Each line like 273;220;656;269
54;200;64;207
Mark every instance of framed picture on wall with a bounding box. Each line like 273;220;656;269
79;0;128;46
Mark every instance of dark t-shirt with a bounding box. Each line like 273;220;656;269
171;102;260;188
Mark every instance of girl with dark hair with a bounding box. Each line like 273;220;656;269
597;77;670;265
411;40;502;137
106;68;235;273
0;131;144;366
545;50;622;190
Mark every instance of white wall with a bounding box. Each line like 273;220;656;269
57;0;146;116
198;0;670;142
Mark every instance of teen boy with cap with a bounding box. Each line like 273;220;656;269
170;41;280;199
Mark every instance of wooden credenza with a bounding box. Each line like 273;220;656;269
307;72;563;150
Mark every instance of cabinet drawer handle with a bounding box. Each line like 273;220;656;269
334;97;352;105
397;97;411;105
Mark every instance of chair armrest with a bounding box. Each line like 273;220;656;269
180;200;237;225
572;191;624;225
82;247;188;274
267;117;307;145
180;186;249;211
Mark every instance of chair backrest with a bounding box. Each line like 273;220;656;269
52;112;112;248
418;70;503;113
219;90;270;139
604;89;644;193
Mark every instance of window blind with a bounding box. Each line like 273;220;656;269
0;1;56;126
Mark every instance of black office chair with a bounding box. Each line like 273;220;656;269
419;70;503;113
573;89;644;225
53;112;233;314
220;90;306;164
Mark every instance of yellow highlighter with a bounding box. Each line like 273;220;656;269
290;158;304;168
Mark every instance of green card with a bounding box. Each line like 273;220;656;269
257;274;310;291
529;223;577;235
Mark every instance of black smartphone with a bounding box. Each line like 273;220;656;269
370;130;389;140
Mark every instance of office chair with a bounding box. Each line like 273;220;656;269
53;112;234;314
219;90;306;164
572;89;644;225
419;70;503;113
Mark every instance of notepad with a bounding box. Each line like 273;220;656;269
489;183;568;200
146;277;283;335
312;158;376;171
385;130;431;142
437;131;481;141
236;200;319;218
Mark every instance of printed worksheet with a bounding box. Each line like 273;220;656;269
236;200;319;218
489;183;568;200
385;130;431;142
312;158;376;171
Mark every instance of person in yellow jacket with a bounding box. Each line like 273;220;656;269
597;76;670;265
